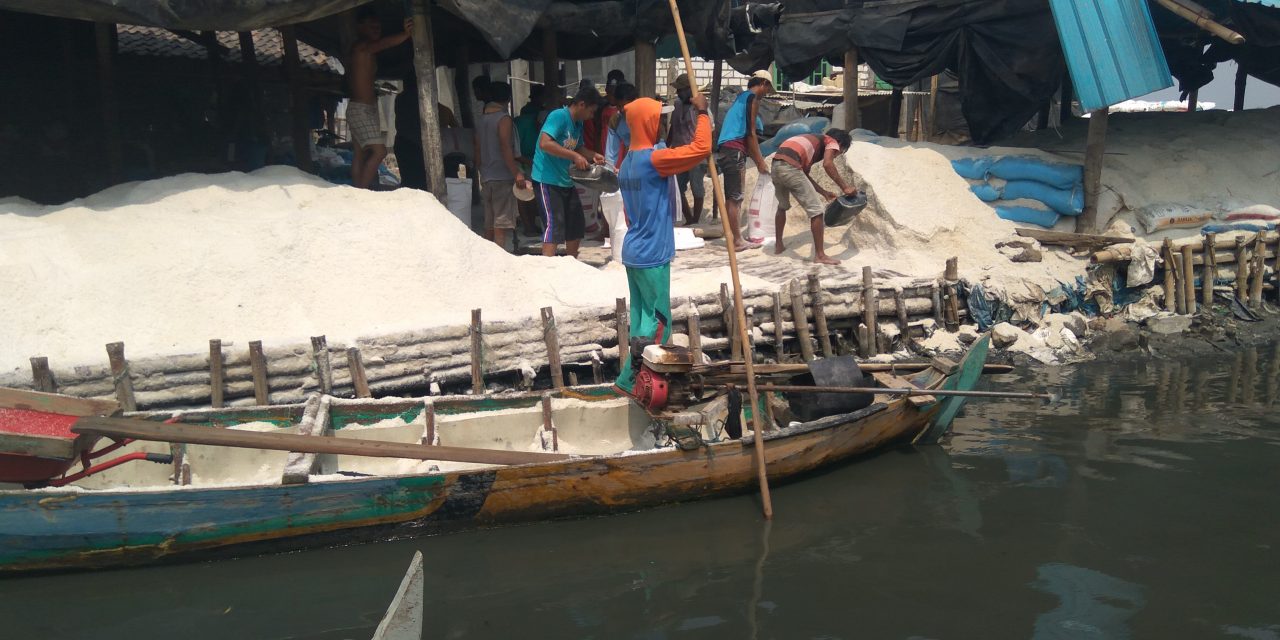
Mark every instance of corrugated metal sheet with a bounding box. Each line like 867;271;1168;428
1049;0;1174;112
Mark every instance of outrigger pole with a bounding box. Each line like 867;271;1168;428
665;0;775;519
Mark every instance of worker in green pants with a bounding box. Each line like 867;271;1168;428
616;264;672;392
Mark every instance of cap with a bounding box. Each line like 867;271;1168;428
670;73;691;91
751;70;774;85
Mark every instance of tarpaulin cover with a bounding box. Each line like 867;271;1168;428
768;0;1065;144
0;0;367;30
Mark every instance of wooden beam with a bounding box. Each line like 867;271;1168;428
311;335;333;395
470;309;484;394
1234;65;1247;111
842;50;859;130
411;0;448;198
809;275;833;358
635;38;657;98
95;22;122;184
616;298;630;364
789;279;815;362
542;307;565;389
282;394;329;484
1077;108;1109;234
209;339;225;408
347;347;371;398
249;340;270;405
279;26;313;173
887;87;903;138
75;415;573;465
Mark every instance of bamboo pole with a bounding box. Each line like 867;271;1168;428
1182;244;1196;314
1163;238;1177;312
616;298;629;364
667;0;772;518
842;50;859;130
1153;0;1246;45
1078;108;1109;234
862;267;877;356
1249;233;1266;308
790;279;815;362
1202;233;1216;308
105;342;137;412
411;0;448;197
347;347;371;398
1235;240;1249;301
311;335;333;395
541;392;558;452
687;301;703;363
541;307;564;389
30;357;55;393
771;291;786;361
470;309;484;394
809;275;833;358
421;399;436;445
209;339;225;408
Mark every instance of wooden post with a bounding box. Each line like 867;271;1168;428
30;357;55;393
105;342;137;411
1235;240;1249;301
237;32;265;144
279;26;313;173
894;287;909;333
1163;238;1178;312
842;50;860;130
789;279;816;362
1173;243;1187;315
411;0;448;198
687;301;703;364
454;42;475;129
421;399;437;445
926;74;939;141
1187;87;1199;114
470;309;484;394
1078;108;1109;234
1234;65;1248;112
932;281;944;325
310;335;333;395
541;392;558;452
541;26;560;108
1181;244;1196;314
1203;233;1216;309
346;347;371;398
568;370;579;386
616;298;629;364
745;307;757;353
95;22;122;184
722;283;741;361
1249;233;1266;308
591;352;603;384
861;267;877;356
542;306;565;389
944;257;960;331
634;38;656;98
887;87;903;138
248;340;269;405
209;339;225;408
771;291;786;361
809;275;833;358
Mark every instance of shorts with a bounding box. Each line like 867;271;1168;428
677;161;707;199
481;180;518;230
347;102;384;148
772;160;825;220
533;181;585;244
716;148;747;202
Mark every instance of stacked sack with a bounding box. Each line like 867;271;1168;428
952;156;1084;229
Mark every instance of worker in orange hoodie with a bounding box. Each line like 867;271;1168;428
615;94;711;394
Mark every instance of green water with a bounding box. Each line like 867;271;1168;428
2;346;1278;639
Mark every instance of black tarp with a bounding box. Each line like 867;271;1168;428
766;0;1064;144
0;0;367;30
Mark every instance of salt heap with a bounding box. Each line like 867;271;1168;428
0;167;760;371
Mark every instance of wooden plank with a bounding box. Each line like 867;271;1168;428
541;392;557;452
0;431;79;461
29;357;55;393
687;301;703;363
311;335;333;395
105;342;137;412
872;372;935;407
789;279;815;362
371;551;424;640
470;309;484;394
0;387;120;417
1182;244;1196;314
931;356;960;375
1078;107;1108;233
348;347;372;398
771;291;786;361
209;339;225;408
722;283;741;361
282;394;329;484
616;298;630;365
76;415;571;466
421;399;437;445
1163;238;1177;312
542;307;565;389
1015;228;1134;249
809;275;833;358
249;340;269;405
1202;233;1216;309
411;0;447;197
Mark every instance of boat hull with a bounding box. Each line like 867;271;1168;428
0;400;924;574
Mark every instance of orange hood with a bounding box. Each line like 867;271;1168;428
625;98;663;151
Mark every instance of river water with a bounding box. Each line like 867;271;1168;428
3;346;1278;639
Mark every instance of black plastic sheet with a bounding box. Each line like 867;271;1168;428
0;0;366;30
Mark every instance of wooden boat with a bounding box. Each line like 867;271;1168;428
0;338;991;575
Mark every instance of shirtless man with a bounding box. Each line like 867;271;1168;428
347;8;412;189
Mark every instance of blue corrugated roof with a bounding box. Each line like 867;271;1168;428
1050;0;1174;112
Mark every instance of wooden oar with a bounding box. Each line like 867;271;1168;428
73;416;572;466
755;384;1055;401
666;0;773;519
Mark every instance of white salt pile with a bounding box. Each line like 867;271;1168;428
0;167;764;371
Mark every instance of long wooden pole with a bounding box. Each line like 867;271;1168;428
411;0;448;198
1078;108;1108;233
842;49;859;130
666;0;773;519
280;26;314;174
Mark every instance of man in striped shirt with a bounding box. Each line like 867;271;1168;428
771;128;855;265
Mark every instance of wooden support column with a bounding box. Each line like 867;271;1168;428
310;335;333;395
282;394;330;484
105;342;137;412
209;339;225;408
635;38;657;98
95;22;122;184
347;347;371;398
1060;73;1074;126
30;357;55;393
861;267;877;356
842;50;860;130
809;275;833;358
279;26;313;173
411;0;448;198
616;298;629;364
789;279;816;362
249;340;269;405
1077;108;1109;234
237;32;265;142
710;59;723;121
1163;238;1178;312
1182;244;1196;314
887;87;903;138
541;27;559;107
455;42;475;129
943;257;960;331
1234;65;1248;111
470;309;484;394
771;291;786;361
542;307;565;389
687;302;703;364
1203;233;1217;308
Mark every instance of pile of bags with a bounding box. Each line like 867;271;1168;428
953;156;1084;228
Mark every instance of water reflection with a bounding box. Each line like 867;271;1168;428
0;346;1276;639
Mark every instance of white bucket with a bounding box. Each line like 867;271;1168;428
445;177;473;228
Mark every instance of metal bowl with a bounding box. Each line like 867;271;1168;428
569;164;620;193
824;191;868;227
